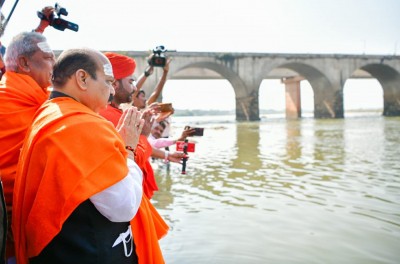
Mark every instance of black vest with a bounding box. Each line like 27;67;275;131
30;199;138;264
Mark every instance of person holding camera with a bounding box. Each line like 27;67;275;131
133;55;172;110
133;56;176;142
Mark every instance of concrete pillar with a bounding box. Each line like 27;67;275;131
236;96;252;121
281;76;304;119
313;84;344;119
384;102;400;116
383;90;400;116
235;92;260;121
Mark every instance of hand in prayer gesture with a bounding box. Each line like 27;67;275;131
140;108;155;137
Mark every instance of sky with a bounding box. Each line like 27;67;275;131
0;0;398;111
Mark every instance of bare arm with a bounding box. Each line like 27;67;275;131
136;65;154;90
151;147;186;163
34;6;54;34
147;58;171;105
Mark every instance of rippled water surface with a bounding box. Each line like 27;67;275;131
151;114;400;264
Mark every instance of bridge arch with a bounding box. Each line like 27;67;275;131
172;61;248;97
357;64;400;116
343;76;383;115
262;62;342;118
118;50;400;120
171;61;255;120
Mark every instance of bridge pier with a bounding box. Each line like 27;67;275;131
235;92;260;121
383;90;400;116
380;74;400;116
281;76;303;119
312;84;344;118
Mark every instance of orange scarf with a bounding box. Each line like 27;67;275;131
99;108;160;199
0;72;49;206
98;104;123;127
131;196;168;264
12;98;129;264
136;136;159;199
99;112;168;264
131;135;168;263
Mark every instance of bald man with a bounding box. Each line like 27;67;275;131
12;48;144;264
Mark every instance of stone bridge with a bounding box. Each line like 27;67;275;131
112;51;400;121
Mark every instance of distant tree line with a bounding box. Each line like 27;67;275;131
173;108;382;116
174;109;235;116
173;109;284;116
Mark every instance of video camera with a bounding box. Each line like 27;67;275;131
148;45;173;67
37;3;79;32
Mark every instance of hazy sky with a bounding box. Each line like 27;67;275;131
0;0;396;111
1;0;399;54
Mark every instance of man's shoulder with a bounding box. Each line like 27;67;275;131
98;105;122;127
36;99;116;135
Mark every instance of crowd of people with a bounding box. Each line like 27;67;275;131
0;5;195;264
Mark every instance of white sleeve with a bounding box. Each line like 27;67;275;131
152;138;176;149
90;158;143;222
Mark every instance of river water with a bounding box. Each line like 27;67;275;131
151;113;400;264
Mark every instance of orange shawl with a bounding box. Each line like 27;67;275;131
131;195;168;264
136;135;159;199
12;98;129;264
0;72;49;206
99;113;168;264
131;135;168;263
99;108;159;199
98;104;122;127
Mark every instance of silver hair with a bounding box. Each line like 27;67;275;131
5;32;47;72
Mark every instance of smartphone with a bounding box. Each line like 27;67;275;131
158;103;173;112
192;127;204;136
185;126;204;137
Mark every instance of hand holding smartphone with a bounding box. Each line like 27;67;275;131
184;126;204;137
158;103;173;112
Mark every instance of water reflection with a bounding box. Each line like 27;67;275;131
152;115;400;264
285;120;302;161
232;122;261;170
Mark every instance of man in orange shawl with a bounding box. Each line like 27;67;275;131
12;48;145;264
100;52;185;198
0;32;55;261
100;52;172;264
